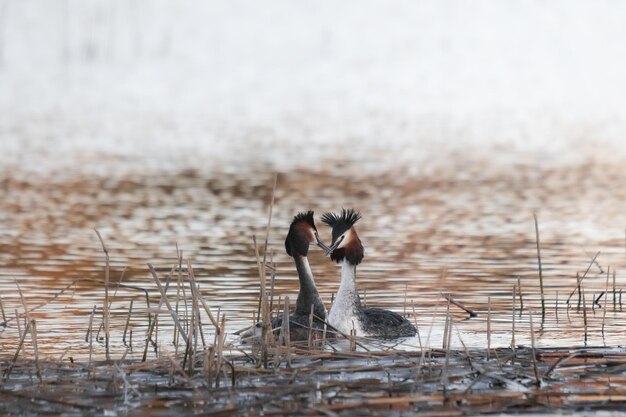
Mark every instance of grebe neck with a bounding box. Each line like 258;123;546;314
293;255;325;319
336;258;362;310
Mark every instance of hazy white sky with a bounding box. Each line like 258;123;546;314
1;1;625;172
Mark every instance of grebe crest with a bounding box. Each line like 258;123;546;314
285;210;319;257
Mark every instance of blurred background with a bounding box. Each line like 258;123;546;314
2;0;626;353
2;0;626;174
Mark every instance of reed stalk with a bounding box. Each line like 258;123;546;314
2;319;31;385
533;213;546;321
412;302;422;352
487;296;491;360
602;267;610;340
253;235;271;367
280;296;291;367
94;229;111;361
613;270;617;312
14;309;21;338
555;290;559;323
511;286;516;357
582;288;588;346
215;314;226;388
528;311;539;385
147;264;188;344
86;305;96;342
0;296;6;326
122;300;133;347
30;319;42;382
566;252;599;308
517;277;524;318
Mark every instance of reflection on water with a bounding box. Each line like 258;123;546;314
1;156;626;360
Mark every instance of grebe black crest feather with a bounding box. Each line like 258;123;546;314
292;210;316;228
321;208;361;241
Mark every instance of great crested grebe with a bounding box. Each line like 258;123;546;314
321;209;416;339
242;211;331;342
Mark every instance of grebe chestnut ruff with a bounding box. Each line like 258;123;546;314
321;209;416;339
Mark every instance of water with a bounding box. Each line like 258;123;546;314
1;155;626;361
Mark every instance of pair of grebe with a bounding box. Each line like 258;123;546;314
276;209;416;340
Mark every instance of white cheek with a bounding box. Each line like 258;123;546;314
338;231;351;248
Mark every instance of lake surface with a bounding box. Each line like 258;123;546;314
1;154;626;361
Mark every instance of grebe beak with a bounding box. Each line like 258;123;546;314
315;232;332;253
322;235;344;256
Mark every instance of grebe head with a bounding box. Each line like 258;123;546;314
321;208;364;265
284;211;330;257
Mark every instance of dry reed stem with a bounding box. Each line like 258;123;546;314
206;346;215;389
2;319;32;385
256;174;277;323
487;296;491;361
566;252;600;308
602;267;610;340
86;305;96;343
555;290;559;323
517;277;524;318
544;351;580;378
442;298;450;350
533;213;546;321
440;292;478;317
262;173;278;270
441;306;453;397
411;303;422;352
147;263;189;344
253;235;271;367
582;288;588;346
143;266;175;361
187;260;201;374
122;300;133;346
528;311;539;385
511;286;516;357
613;269;617;312
14;309;21;338
30;319;42;383
94;229;110;361
280;296;291;367
213;314;228;388
0;296;6;326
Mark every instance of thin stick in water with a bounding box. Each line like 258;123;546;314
517;277;524;318
533;213;546;321
30;319;42;382
122;300;133;347
582;288;588;346
602;267;610;340
487;296;491;361
613;269;617;312
511;285;516;354
94;229;110;361
441;292;478;318
2;319;32;385
555;290;559;324
528;311;540;385
0;297;6;326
